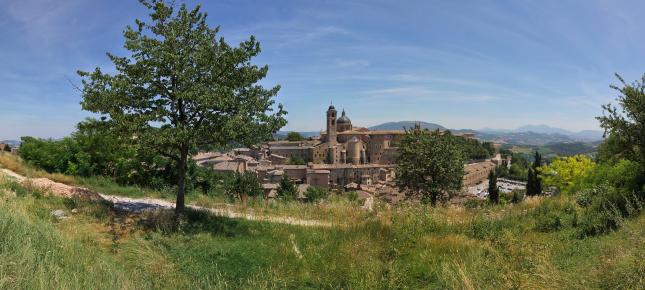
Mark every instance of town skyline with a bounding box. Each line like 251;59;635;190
3;0;645;140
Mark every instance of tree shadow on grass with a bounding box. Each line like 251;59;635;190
135;207;250;238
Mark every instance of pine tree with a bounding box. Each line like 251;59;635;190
488;169;499;204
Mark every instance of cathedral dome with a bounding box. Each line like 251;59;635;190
337;110;351;124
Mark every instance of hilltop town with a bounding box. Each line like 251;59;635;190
1;0;645;289
193;105;511;202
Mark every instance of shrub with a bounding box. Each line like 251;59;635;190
464;198;485;209
304;186;328;203
346;191;358;202
511;189;525;203
277;174;298;200
576;184;643;237
532;199;577;232
584;159;644;195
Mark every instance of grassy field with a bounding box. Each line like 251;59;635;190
1;152;644;289
1;173;644;289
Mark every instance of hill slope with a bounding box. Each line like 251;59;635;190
369;121;445;131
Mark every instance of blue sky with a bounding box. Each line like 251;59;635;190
2;0;645;140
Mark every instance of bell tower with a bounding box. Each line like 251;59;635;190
326;105;337;164
326;105;337;146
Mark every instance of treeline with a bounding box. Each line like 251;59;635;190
544;141;595;156
445;131;495;160
18;119;178;189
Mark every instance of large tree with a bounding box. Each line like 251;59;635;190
77;1;286;213
597;74;645;170
396;128;465;205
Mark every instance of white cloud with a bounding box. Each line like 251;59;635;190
362;86;500;102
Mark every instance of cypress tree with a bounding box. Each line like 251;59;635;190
533;151;542;195
488;169;499;203
526;167;534;196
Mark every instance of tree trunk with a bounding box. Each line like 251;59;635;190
175;144;189;214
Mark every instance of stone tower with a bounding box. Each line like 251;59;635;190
326;105;337;145
326;105;337;164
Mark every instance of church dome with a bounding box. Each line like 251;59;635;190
337;110;351;124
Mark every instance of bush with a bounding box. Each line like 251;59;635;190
577;185;643;237
304;186;328;203
346;191;358;202
464;198;486;209
584;159;644;195
277;174;298;200
532;199;577;232
511;189;525;203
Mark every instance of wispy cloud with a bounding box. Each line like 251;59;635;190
334;58;369;68
361;86;500;102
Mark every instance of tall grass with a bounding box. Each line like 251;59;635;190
1;162;645;289
0;152;75;184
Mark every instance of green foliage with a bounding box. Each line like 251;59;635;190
584;159;644;194
576;184;643;237
539;155;596;195
482;141;496;156
18;119;174;189
487;170;499;204
396;129;465;205
277;174;298;200
597;74;645;172
304;186;328;203
496;152;529;181
596;133;637;164
544;142;595;156
511;188;525;203
532;199;577;232
526;151;543;196
286;156;306;165
225;171;263;202
346;191;358;202
286;131;304;141
77;1;286;212
452;134;490;160
189;165;218;195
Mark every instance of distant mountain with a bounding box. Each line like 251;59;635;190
474;131;575;146
273;122;602;146
515;124;573;135
369;121;445;131
0;140;21;147
479;124;604;142
571;130;605;142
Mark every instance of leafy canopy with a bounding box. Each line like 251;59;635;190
539;155;595;195
395;128;465;205
77;1;286;212
596;74;645;171
286;131;304;141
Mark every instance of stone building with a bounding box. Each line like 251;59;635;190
196;105;499;192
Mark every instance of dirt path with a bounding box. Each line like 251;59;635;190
0;168;335;227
